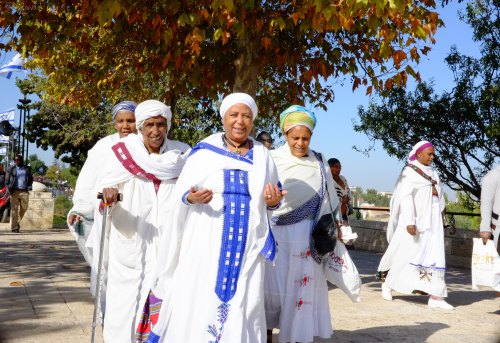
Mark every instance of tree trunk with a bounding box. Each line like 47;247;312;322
233;27;258;97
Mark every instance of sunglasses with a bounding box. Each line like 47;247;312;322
259;138;274;143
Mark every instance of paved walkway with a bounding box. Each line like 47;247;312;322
0;224;498;343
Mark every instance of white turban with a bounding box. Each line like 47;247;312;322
219;93;258;120
135;100;172;133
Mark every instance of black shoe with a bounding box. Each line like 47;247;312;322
11;224;20;233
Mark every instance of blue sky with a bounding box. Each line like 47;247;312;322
0;1;480;197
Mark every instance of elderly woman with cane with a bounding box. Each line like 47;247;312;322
264;105;341;343
378;140;454;310
94;100;190;342
140;93;283;343
68;100;137;266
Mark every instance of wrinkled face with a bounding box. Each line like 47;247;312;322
330;162;341;178
223;104;253;144
114;110;137;138
140;116;167;154
285;125;312;158
416;146;435;166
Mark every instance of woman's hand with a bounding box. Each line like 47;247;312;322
480;231;492;245
407;225;417;236
186;186;213;204
263;182;287;208
102;187;119;206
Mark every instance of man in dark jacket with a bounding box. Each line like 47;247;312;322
6;154;33;232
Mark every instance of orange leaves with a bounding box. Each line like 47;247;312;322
392;50;407;69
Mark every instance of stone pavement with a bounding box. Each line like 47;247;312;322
0;224;499;343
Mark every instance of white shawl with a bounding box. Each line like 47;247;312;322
386;160;445;242
270;144;340;221
97;133;190;189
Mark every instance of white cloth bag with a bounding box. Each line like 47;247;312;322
471;238;500;291
322;241;362;302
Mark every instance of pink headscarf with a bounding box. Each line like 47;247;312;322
408;140;434;162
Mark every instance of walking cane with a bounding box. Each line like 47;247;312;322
91;192;122;343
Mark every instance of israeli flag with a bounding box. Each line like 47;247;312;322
0;146;6;156
0;53;26;79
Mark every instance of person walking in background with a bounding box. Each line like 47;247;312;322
256;131;274;149
96;100;190;342
142;93;282;343
328;158;353;225
378;140;454;310
68;100;137;266
264;105;341;343
479;164;500;252
6;154;33;233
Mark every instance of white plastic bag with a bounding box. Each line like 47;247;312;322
323;241;362;302
471;238;500;291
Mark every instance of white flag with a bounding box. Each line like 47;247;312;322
0;53;26;79
0;108;15;143
0;146;6;156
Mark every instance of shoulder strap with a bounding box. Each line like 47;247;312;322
406;163;437;185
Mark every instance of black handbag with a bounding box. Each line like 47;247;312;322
310;152;338;262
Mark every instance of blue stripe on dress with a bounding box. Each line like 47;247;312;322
215;169;250;302
189;142;254;165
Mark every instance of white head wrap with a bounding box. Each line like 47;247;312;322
219;93;258;120
135;100;172;133
408;140;434;162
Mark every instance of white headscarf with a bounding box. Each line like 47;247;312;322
135;100;172;133
408;140;434;162
219;93;258;120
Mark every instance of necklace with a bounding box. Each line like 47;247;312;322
224;134;248;154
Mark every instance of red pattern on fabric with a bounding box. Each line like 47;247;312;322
111;142;162;193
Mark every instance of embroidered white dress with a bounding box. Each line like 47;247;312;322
148;133;278;343
264;145;340;343
88;134;189;342
67;133;120;266
378;161;448;297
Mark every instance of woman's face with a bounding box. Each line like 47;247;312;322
223;103;253;144
114;110;137;138
140;116;168;154
285;125;312;158
416;146;435;166
330;163;341;178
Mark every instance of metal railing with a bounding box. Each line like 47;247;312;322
351;206;481;234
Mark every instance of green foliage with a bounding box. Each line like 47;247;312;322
53;195;72;225
445;192;480;230
352;187;390;207
354;0;499;200
27;154;47;176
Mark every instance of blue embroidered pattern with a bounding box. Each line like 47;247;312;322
273;193;321;226
189;142;254;165
260;229;276;261
207;303;230;343
215;169;250;302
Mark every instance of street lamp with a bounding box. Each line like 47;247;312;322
17;95;31;165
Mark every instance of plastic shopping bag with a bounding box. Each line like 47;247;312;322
471;238;500;291
323;241;361;302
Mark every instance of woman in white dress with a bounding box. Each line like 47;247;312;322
67;100;137;266
97;100;190;342
264;105;341;343
143;93;283;343
378;140;454;310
